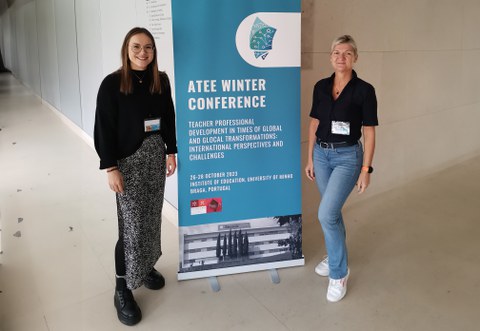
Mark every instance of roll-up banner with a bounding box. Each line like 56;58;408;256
172;0;303;280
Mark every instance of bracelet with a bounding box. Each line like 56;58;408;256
106;167;118;173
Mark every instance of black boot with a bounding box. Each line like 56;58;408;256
114;276;142;326
143;268;165;290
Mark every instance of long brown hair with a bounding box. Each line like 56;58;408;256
119;27;162;95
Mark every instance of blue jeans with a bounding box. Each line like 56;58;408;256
313;142;363;279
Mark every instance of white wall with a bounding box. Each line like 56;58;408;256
0;0;179;207
36;0;60;109
75;0;103;137
2;0;480;216
21;2;40;94
53;0;82;127
99;0;136;75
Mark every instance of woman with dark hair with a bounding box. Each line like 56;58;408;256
94;27;177;325
305;35;378;303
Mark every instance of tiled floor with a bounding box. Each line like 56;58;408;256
1;72;480;330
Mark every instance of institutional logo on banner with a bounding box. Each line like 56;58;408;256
250;17;277;59
236;12;301;67
172;0;303;280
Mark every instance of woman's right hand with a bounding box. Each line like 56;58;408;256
306;118;319;182
305;161;315;181
107;169;124;193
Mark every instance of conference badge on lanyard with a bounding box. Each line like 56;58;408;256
144;118;161;132
331;121;350;135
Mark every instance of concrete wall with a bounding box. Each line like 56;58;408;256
1;0;479;217
301;0;480;221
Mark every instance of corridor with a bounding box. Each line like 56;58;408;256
1;72;480;330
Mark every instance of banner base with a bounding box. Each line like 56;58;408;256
208;276;221;292
178;257;304;281
269;269;280;284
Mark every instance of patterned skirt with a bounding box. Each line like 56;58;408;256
116;134;166;290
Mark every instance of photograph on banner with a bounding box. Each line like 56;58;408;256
172;0;303;280
178;215;302;274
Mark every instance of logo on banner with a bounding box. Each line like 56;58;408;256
191;198;223;215
249;17;277;60
236;12;301;68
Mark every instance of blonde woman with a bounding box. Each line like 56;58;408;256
305;35;378;302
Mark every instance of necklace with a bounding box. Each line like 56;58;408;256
333;85;343;96
333;80;348;96
133;71;146;84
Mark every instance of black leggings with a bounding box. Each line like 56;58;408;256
115;238;126;276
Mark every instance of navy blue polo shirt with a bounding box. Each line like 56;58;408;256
309;70;378;143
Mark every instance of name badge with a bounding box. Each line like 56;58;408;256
144;118;161;132
331;121;350;135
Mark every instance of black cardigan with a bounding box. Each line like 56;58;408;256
94;70;178;169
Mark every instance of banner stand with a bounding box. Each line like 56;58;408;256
207;268;280;292
208;277;221;292
269;269;280;284
172;0;304;282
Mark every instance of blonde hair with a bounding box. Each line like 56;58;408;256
331;35;358;58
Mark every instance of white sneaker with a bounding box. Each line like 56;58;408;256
315;256;329;277
326;269;350;302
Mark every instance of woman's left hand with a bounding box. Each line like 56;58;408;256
356;172;370;194
166;154;177;177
